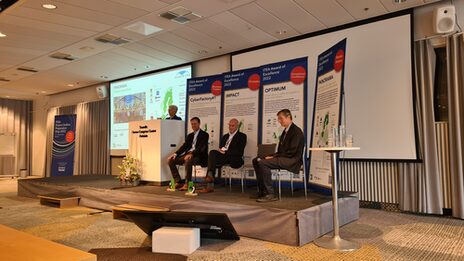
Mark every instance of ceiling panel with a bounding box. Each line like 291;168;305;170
170;26;233;53
109;47;172;68
0;33;71;52
337;0;388;20
155;32;212;55
187;19;252;50
0;14;97;38
140;37;202;61
9;6;112;32
379;0;426;12
208;11;277;44
293;0;355;28
256;0;325;34
108;0;169;12
124;43;187;65
175;0;255;18
0;23;84;44
54;0;149;19
230;2;299;40
21;0;129;26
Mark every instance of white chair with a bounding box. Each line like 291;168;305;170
274;145;308;200
222;164;246;192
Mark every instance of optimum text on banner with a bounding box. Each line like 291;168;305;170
223;67;261;167
51;114;77;177
309;38;347;188
186;74;223;152
261;57;308;181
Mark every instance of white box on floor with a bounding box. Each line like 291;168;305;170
152;227;200;255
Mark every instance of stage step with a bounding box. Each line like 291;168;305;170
111;203;170;220
37;193;80;208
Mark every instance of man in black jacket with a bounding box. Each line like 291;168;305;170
166;105;182;120
167;117;209;191
199;118;247;193
252;109;304;202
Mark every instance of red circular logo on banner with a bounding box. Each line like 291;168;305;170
334;49;345;72
248;73;260;90
290;66;306;84
65;130;75;143
211;80;222;96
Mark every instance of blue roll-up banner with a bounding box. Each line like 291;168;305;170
309;38;347;188
223;67;261;167
51;114;77;177
186;74;223;151
260;57;308;182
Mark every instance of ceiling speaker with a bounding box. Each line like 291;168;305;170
96;86;108;99
433;5;456;34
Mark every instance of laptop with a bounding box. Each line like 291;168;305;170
257;144;277;159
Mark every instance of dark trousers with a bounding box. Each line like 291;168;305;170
207;150;230;177
168;154;200;183
252;157;281;195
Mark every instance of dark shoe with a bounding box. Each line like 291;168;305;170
179;184;189;191
197;187;214;193
256;194;278;203
249;192;265;199
205;176;214;183
175;183;184;189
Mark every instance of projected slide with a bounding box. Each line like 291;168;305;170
110;66;191;152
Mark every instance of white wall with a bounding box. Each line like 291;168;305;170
193;55;231;77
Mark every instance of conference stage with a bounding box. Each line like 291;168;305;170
18;175;358;246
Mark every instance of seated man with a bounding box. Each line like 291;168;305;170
252;109;304;202
166;105;182;120
167;117;209;191
199;118;247;193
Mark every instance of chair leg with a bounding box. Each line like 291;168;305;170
304;172;307;199
241;169;245;193
278;174;281;200
229;174;232;192
290;173;294;197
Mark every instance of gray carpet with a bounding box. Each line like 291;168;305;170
1;178;464;260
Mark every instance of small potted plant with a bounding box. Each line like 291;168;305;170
117;153;141;186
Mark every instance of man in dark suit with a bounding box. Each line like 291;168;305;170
167;117;209;191
252;109;304;202
199;118;247;193
166;105;182;120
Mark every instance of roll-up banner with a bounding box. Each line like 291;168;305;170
223;67;261;167
51;114;77;177
309;38;347;188
186;74;223;152
261;57;308;181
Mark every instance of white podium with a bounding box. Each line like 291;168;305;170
129;120;184;185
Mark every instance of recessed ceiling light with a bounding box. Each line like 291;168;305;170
276;30;287;35
41;91;47;94
0;32;6;37
66;84;74;87
42;4;57;9
6;96;10;98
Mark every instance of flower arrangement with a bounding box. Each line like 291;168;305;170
117;153;141;184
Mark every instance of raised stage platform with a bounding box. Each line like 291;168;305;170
17;175;359;246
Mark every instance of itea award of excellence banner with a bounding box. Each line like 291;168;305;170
186;74;223;152
223;68;261;167
309;38;347;188
51;114;77;177
261;58;308;145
